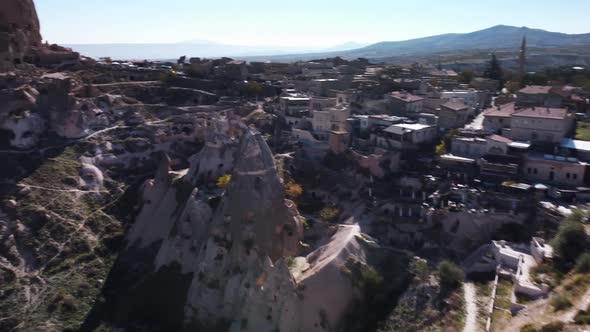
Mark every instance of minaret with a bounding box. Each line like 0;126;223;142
519;36;527;81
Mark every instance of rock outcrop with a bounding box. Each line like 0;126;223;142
0;0;42;71
0;0;79;72
105;121;409;332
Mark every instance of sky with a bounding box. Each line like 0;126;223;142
36;0;590;47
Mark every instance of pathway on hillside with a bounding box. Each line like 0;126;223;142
463;282;478;332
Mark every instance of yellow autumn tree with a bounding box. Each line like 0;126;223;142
285;181;303;199
435;141;447;155
216;174;232;189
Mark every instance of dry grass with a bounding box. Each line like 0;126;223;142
491;279;513;332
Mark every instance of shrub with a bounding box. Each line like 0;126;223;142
576;252;590;273
319;206;340;223
521;323;538;332
285;257;295;268
550;294;572;311
216;174;232;189
553;221;588;265
159;71;177;82
438;260;464;292
574;310;590;325
540;321;564;332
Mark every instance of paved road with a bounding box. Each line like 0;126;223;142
464;282;478;332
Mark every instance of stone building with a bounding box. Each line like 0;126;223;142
388;91;424;116
438;101;470;129
510;106;573;143
482;103;517;133
523;153;587;187
517;85;564;108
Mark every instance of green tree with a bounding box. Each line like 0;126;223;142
437;260;464;293
553;219;588;265
319;206;340;223
459;70;474;84
177;55;186;65
484;54;503;82
575;252;590;273
244;81;264;97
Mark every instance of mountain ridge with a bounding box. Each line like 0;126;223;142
238;25;590;62
64;25;590;62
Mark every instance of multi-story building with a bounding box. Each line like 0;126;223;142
279;92;311;118
310;96;337;111
441;89;485;110
517;85;564;108
482;102;517;133
388;91;424;116
312;107;351;139
523;153;587;187
373;123;437;150
510;107;573;143
438;101;470;129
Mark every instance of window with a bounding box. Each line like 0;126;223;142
527;168;532;174
534;168;538;175
549;171;555;181
573;174;578;180
566;173;570;179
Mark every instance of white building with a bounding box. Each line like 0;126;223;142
312;107;351;134
441;89;484;110
374;123;437;150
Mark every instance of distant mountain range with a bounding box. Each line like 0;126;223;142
238;25;590;62
64;40;369;61
65;25;590;65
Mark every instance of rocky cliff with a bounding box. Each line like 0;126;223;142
0;0;42;70
0;0;79;72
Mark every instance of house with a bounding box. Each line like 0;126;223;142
470;78;500;92
438;101;470;129
312;107;351;139
279;92;311;118
391;79;428;95
373;123;437;150
350;114;407;134
479;154;521;180
486;134;512;155
441;89;486;110
334;89;361;107
510;107;573;143
215;60;248;80
388;91;424;116
482;103;517;133
517;85;564;108
523;153;587;187
450;134;512;158
560;139;590;163
310;96;337;111
451;137;487;158
312;78;343;96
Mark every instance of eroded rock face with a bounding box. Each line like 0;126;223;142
0;0;42;71
113;124;405;332
0;110;44;149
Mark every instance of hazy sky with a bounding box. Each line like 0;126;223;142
36;0;590;47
